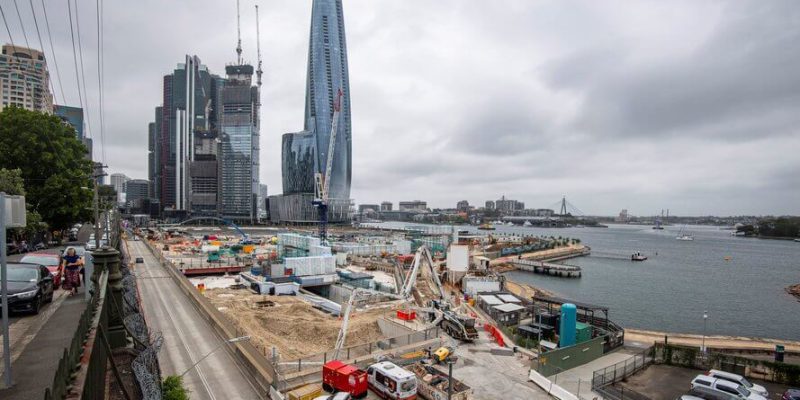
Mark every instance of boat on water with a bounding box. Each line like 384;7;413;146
795;238;800;242
652;219;664;230
631;252;647;261
676;225;694;241
477;223;495;231
523;220;532;227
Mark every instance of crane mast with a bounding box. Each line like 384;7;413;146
313;88;343;244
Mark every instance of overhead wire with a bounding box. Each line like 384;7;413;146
39;0;67;105
66;0;91;140
27;0;64;105
11;0;31;50
95;0;106;164
73;0;101;162
0;4;18;50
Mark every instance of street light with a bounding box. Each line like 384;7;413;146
179;336;250;377
702;310;708;353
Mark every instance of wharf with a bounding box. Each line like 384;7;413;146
512;259;582;278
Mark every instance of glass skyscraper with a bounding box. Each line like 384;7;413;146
283;0;352;200
219;64;260;223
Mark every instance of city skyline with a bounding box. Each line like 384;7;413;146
4;1;798;216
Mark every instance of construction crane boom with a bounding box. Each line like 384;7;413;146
313;88;343;244
235;0;243;65
255;4;263;87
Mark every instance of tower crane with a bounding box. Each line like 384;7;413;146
235;0;243;65
255;4;263;87
313;88;343;245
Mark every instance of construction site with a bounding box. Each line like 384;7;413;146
141;221;599;400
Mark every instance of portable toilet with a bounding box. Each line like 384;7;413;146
559;303;577;348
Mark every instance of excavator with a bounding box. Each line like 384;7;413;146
332;246;477;360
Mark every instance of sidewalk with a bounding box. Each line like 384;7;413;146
0;289;89;400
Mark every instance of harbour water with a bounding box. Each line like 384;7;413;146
365;222;800;340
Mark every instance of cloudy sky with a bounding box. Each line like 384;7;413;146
5;0;799;216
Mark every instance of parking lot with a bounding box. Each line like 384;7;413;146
618;364;792;400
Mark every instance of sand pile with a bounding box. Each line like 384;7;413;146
204;288;387;359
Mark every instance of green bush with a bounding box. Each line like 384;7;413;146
163;375;190;400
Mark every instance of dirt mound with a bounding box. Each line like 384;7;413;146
204;288;387;359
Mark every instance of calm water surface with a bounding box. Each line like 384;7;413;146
366;222;800;340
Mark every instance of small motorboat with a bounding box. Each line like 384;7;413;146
631;252;647;261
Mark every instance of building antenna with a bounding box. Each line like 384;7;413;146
255;4;263;87
235;0;242;65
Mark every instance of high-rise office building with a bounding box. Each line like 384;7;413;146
110;173;130;194
219;64;260;223
271;0;352;224
54;105;84;139
0;45;53;113
153;55;216;213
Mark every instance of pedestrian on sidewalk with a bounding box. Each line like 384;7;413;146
61;247;81;295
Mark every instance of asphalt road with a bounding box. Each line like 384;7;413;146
127;239;263;400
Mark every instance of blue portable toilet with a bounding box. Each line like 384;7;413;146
559;303;577;348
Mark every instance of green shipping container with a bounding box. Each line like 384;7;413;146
576;322;592;343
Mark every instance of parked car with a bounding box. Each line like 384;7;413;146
0;263;55;314
681;396;706;400
135;257;144;264
20;252;63;289
783;389;800;400
688;386;740;400
691;375;767;400
707;370;769;398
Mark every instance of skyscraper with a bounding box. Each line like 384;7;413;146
304;0;352;201
0;45;53;113
154;56;216;214
219;64;260;223
271;0;352;223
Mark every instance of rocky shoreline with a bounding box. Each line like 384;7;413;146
786;283;800;301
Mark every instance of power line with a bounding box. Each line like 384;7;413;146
73;0;98;160
39;0;68;105
11;0;30;50
66;0;91;140
0;4;18;50
95;0;106;163
27;0;64;105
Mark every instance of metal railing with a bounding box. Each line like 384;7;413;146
275;326;442;374
44;270;108;400
591;347;652;389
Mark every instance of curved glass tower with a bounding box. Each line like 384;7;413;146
304;0;352;200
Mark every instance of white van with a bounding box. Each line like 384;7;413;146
691;375;767;400
366;361;417;400
707;370;769;398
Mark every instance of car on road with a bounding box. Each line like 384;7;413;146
783;389;800;400
691;375;767;400
135;257;144;264
707;370;769;398
20;252;63;289
0;263;55;314
62;246;87;258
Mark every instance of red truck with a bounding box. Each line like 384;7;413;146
322;360;368;398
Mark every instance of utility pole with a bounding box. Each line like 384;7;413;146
93;165;107;249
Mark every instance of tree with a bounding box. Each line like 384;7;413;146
0;168;25;194
0;107;93;230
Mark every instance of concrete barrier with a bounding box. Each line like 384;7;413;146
140;239;279;392
529;369;579;400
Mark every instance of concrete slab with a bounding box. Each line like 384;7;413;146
549;347;641;400
452;331;552;400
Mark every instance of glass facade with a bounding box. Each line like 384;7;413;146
291;0;352;200
282;131;316;194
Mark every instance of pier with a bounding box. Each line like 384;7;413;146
512;259;582;278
